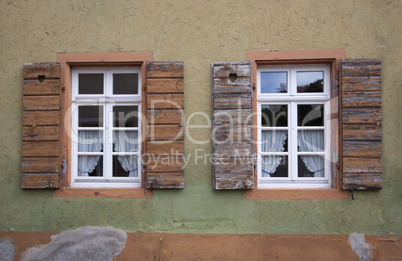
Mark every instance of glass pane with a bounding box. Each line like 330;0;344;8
113;106;138;127
78;106;103;127
261;130;287;152
297;71;324;93
78;156;102;177
78;74;103;94
297;130;324;152
78;131;103;152
261;155;288;177
113;131;139;153
113;73;139;95
113;156;138;177
261;72;287;93
298;156;324;177
298;104;324;126
261;105;288;127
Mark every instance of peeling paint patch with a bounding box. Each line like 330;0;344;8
0;238;16;261
21;226;126;261
349;233;373;261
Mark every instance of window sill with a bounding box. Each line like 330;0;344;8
55;188;152;198
246;188;348;200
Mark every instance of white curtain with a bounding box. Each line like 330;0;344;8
261;131;287;177
78;131;103;177
114;131;139;177
297;130;324;177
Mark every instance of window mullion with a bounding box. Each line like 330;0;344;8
290;102;298;181
105;102;112;180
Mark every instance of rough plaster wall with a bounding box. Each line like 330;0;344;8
21;226;126;261
0;238;16;261
0;0;401;236
349;233;373;261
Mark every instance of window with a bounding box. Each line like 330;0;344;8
257;65;331;188
71;68;142;188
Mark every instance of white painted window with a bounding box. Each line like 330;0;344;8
257;65;331;188
71;68;141;188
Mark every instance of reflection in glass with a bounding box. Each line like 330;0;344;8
78;106;103;127
297;71;324;93
113;106;138;127
113;73;139;95
261;155;288;177
261;105;288;127
78;74;103;94
297;104;324;126
261;72;287;93
298;156;324;177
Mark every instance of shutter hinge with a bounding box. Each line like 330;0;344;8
337;162;340;169
143;83;147;92
253;82;256;91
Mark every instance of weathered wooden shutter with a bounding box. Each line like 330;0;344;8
145;62;185;188
341;59;382;190
212;61;254;190
22;63;61;189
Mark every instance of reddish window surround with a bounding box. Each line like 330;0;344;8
55;52;153;198
246;49;348;199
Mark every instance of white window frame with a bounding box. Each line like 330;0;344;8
71;67;142;188
257;64;331;189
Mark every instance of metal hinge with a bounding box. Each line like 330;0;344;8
143;83;147;92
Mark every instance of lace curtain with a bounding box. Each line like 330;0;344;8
78;131;103;177
114;131;139;177
261;131;287;177
297;130;324;177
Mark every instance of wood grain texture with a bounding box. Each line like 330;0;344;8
212;61;254;190
22;158;59;173
23;63;61;79
23;79;60;95
21;173;60;189
145;62;185;189
146;62;184;78
147;125;184;141
22;63;61;189
340;59;382;190
147;78;184;93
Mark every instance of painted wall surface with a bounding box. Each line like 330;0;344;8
0;0;401;238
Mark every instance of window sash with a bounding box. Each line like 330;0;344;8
71;68;141;188
257;65;331;189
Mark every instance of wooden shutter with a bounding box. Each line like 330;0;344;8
340;59;382;190
212;61;254;190
22;63;61;189
145;62;185;188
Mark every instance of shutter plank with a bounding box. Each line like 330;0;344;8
23;96;59;111
145;62;185;189
147;94;184;109
212;61;254;190
21;173;59;189
147;141;184;155
22;158;59;173
147;78;184;93
342;92;381;107
341;59;382;190
22;126;59;141
147;109;184;125
343;141;382;157
22;63;61;189
23;111;60;126
147;125;184;141
343;125;382;140
24;79;60;95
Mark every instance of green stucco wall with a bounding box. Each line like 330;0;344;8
0;0;401;235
